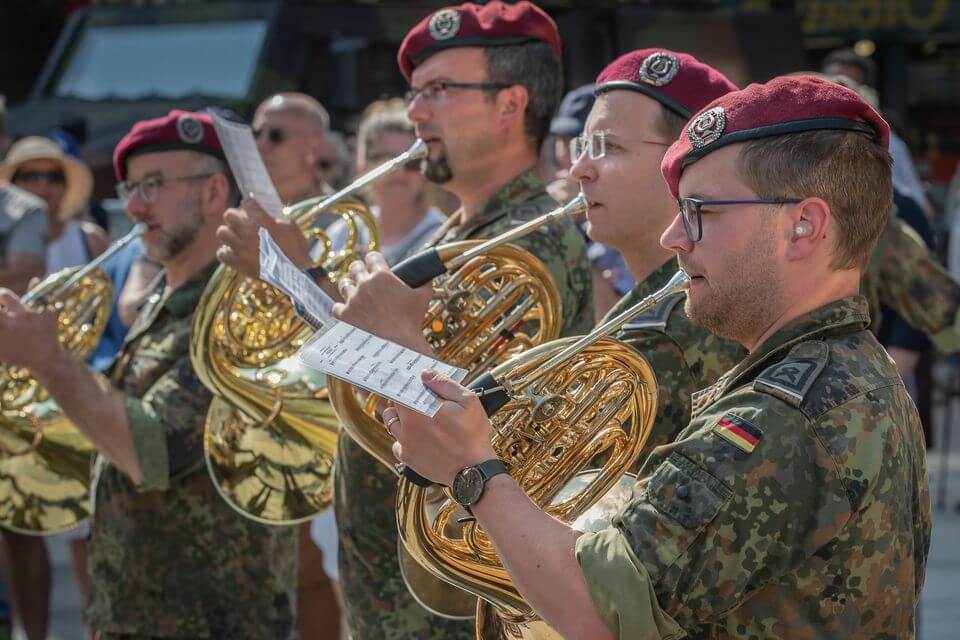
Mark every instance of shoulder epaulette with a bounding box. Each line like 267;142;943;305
620;292;685;333
753;341;829;408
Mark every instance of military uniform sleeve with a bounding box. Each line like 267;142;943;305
5;203;48;258
576;392;853;634
124;353;212;491
869;216;960;352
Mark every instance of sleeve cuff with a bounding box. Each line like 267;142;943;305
576;527;685;640
124;397;171;492
931;309;960;354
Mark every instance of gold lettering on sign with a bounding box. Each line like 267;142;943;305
795;0;948;32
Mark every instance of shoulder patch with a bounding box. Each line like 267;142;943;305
621;292;684;333
712;413;762;454
753;341;829;408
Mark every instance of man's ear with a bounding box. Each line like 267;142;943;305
203;173;230;218
497;85;529;130
785;196;831;262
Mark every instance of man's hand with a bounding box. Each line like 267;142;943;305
386;370;497;486
332;252;434;353
0;289;64;372
216;196;312;279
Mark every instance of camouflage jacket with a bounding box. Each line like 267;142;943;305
577;296;931;639
87;262;297;638
606;260;746;468
335;168;593;640
865;214;960;353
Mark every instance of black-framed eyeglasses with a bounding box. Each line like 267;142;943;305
678;197;803;242
405;80;512;104
116;173;214;204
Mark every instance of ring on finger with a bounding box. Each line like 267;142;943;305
386;415;400;431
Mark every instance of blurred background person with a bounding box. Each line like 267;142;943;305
0;136;108;274
351;97;444;264
822;48;932;217
254;92;333;204
539;83;634;321
0;97;47;296
320;129;353;191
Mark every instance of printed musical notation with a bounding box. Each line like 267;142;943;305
300;323;467;416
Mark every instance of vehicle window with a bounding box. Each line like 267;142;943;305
52;20;267;100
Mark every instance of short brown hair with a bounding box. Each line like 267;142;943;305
654;105;687;142
737;129;892;269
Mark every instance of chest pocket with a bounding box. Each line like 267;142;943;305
644;452;732;530
116;324;191;394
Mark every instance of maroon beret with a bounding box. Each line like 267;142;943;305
113;110;224;182
595;49;737;119
661;75;890;198
397;1;561;82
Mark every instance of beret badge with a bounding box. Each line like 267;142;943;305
688;107;726;148
638;52;680;87
176;115;204;144
429;8;461;41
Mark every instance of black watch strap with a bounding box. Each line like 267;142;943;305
476;458;508;482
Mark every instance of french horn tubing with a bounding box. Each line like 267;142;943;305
327;193;588;473
396;271;689;639
326;193;586;619
0;224;146;534
191;139;427;525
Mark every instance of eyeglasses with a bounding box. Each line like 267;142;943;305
677;197;803;242
365;153;422;173
116;173;214;204
253;126;287;145
569;130;672;164
14;169;65;185
404;80;512;104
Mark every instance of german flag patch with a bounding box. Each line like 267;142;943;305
712;414;762;454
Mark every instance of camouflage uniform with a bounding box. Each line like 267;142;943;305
865;214;960;352
576;296;931;639
336;169;593;639
606;259;746;468
87;262;297;639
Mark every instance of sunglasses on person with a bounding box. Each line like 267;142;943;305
253;126;289;145
14;169;66;185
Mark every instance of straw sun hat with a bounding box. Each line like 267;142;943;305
0;136;93;220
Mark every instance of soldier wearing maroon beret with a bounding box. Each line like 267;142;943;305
326;2;592;639
566;49;747;473
386;74;930;639
0;110;298;638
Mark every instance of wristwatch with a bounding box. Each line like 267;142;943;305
451;459;508;512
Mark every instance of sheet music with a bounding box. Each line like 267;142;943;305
258;228;336;331
299;323;468;416
210;113;285;219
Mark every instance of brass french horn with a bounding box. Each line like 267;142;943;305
396;271;689;639
0;224;146;533
191;139;427;524
327;193;587;472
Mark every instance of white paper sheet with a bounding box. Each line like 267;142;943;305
299;323;467;416
210;113;285;219
258;228;336;331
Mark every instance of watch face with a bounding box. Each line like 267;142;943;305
454;466;484;506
